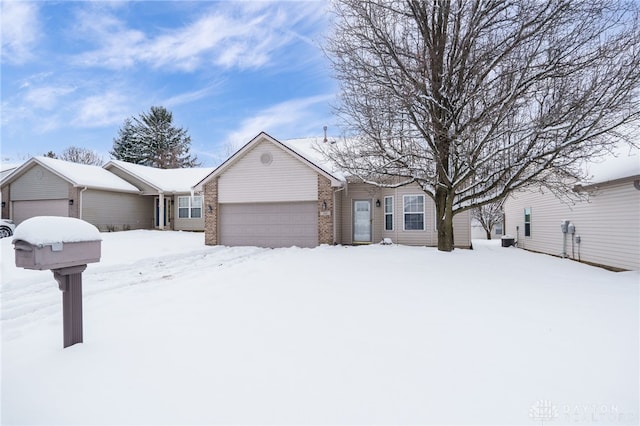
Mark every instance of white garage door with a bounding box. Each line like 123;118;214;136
13;200;68;225
219;202;318;248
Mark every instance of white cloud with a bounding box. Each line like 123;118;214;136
223;94;335;151
162;85;220;108
72;91;131;128
1;1;40;64
24;86;76;110
71;2;327;72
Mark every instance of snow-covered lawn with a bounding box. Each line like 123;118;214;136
2;231;638;425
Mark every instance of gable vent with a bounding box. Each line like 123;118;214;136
260;152;273;165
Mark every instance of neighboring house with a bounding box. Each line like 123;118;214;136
503;148;640;271
1;163;19;181
471;218;504;240
0;157;214;232
0;156;147;230
103;160;214;231
193;132;471;249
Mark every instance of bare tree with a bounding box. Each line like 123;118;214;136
472;200;504;240
59;146;104;166
324;0;640;251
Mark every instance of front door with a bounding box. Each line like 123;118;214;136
353;200;372;243
155;197;172;228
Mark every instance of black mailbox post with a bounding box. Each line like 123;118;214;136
13;217;101;348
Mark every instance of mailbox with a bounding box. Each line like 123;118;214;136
13;216;102;348
14;239;101;270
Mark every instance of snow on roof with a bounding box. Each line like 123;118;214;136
32;157;140;193
106;160;215;193
582;144;640;185
1;161;21;172
280;137;347;181
13;216;101;245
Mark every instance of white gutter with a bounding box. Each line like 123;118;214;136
79;187;88;219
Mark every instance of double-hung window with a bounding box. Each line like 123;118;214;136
178;196;203;219
403;195;425;230
384;196;393;231
524;207;531;237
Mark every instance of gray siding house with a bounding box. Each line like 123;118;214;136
1;157;214;232
103;160;214;231
503;150;640;271
0;157;151;230
194;132;472;249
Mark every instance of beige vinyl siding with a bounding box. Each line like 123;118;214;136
173;194;205;231
11;165;69;200
504;180;640;270
452;209;472;248
218;140;318;203
81;189;154;231
340;182;471;247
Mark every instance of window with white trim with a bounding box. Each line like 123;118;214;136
524;207;531;237
384;196;393;231
178;196;203;219
403;195;425;230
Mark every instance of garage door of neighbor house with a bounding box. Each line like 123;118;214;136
13;199;69;225
219;202;318;248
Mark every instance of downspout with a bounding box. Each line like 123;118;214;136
79;187;88;220
333;184;346;244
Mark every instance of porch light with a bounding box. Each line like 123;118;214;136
207;204;213;213
69;199;74;206
375;199;381;208
322;201;327;211
1;202;5;208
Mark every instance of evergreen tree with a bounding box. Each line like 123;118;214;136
111;107;200;168
110;118;143;164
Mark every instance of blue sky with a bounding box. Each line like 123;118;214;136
1;1;337;167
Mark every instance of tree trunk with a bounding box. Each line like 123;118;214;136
435;187;454;251
485;229;492;240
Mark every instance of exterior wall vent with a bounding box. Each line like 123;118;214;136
260;152;273;166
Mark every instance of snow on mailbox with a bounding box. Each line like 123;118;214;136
13;216;102;348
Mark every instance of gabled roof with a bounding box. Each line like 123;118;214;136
104;160;215;194
1;156;141;193
193;131;345;191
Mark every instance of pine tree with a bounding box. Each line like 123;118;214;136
111;107;200;168
111;118;143;164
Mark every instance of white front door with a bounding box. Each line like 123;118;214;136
353;200;372;243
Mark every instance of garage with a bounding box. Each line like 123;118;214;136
13;199;68;225
219;202;318;248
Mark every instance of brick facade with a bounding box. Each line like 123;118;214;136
204;178;218;245
317;175;334;245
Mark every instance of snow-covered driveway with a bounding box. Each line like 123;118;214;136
2;231;638;425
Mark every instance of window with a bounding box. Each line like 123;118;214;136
524;207;531;237
191;196;202;218
403;195;424;230
495;223;503;235
384;196;393;231
178;196;203;219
